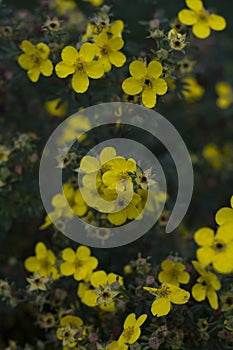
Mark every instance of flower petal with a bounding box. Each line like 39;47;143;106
40;59;53;76
215;208;233;226
55;62;75;78
85;60;105;79
90;270;107;288
148;61;163;78
20;40;36;54
206;288;218;309
79;43;96;62
18;54;33;70
215;224;233;243
208;14;226;31
108;210;128;226
196;247;215;266
24;257;39;272
122;77;143;95
61;46;78;64
142;87;156;108
152;78;168;95
109;51;126;67
76;246;91;260
80;156;100;173
192;283;206;301
186;0;203;11
60;262;75;276
178;9;198;25
62;248;75;262
71;72;89;93
194;227;214;246
100;147;117;164
27;68;40;83
35;242;47;259
129;60;147;79
192;21;211;39
82;290;97;306
151;298;171;316
108;37;124;51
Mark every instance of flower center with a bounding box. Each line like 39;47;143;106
122;326;135;341
213;240;226;252
157;286;171;298
74;59;85;73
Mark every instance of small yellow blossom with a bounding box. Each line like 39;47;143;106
80;270;123;311
18;40;53;82
43;17;61;31
182;77;204;102
51;0;77;15
24;242;59;279
37;313;55;328
194;225;233;273
158;259;190;286
122;60;168;108
45;98;68;118
60;245;98;281
178;0;226;39
56;315;83;348
55;43;104;93
220;292;233;312
26;272;49;292
168;29;186;51
144;283;190;317
118;313;147;346
215;196;233;226
95;32;126;72
135;168;156;190
215;82;233;109
202;144;223;170
192;260;221;310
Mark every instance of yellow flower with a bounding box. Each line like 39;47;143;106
43;17;61;31
182;77;204;102
122;60;168;108
81;270;123;312
24;242;59;279
95;31;126;72
215;196;233;226
143;283;190;317
158;259;190;286
55;43;105;93
26;272;49;292
215;82;233;109
194;225;233;273
220;292;233;312
45;98;68;118
168;29;186;51
51;0;77;15
191;260;221;310
60;245;98;281
202;144;222;170
118;313;147;346
18;40;53;82
37;313;55;329
178;0;226;39
56;315;83;348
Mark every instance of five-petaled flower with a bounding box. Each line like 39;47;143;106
194;224;233;273
24;242;59;279
118;313;147;347
60;245;98;281
158;259;190;286
144;282;190;317
56;315;83;348
55;43;105;93
191;260;221;310
18;40;53;82
122;60;168;108
178;0;226;39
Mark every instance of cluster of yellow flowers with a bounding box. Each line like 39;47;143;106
40;146;166;230
17;0;229;110
24;195;233;348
